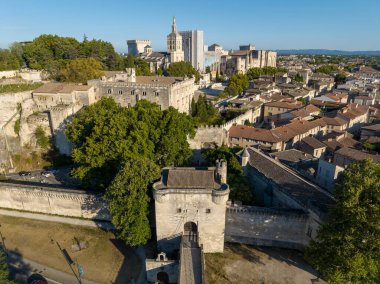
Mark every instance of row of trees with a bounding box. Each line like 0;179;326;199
246;66;288;80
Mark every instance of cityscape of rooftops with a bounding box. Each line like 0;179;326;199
0;1;379;283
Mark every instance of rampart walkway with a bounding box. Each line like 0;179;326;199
179;234;203;284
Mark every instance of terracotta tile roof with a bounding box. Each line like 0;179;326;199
361;124;380;131
301;136;326;149
264;100;302;109
33;83;91;94
338;104;369;121
163;168;217;189
135;76;186;85
322;116;347;126
229;125;282;143
335;147;380;163
269;149;314;163
305;104;320;113
246;148;335;218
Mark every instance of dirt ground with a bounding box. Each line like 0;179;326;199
0;215;140;283
205;243;325;284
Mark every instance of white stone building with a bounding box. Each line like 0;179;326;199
88;68;196;114
127;40;151;56
167;17;184;63
153;161;230;253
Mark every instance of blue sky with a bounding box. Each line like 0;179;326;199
0;0;379;52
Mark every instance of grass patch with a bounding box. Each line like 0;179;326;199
0;82;43;93
0;215;140;283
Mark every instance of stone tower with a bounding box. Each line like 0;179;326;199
153;163;230;253
167;16;184;63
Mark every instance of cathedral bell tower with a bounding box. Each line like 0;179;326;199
167;16;184;63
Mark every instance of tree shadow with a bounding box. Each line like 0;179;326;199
5;248;34;283
254;246;323;279
226;242;264;265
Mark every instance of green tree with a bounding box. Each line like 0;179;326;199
203;146;254;204
34;125;49;149
305;159;380;283
334;74;346;85
316;64;339;74
123;55;151;76
156;68;163;76
191;95;219;125
106;157;160;246
0;249;14;284
0;49;21;71
14;118;20;136
293;74;304;82
225;74;249;96
58;58;104;83
66;98;194;188
166;61;200;83
246;66;288;80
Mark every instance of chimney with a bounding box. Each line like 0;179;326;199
216;159;227;184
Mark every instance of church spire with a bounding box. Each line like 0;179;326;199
172;16;177;33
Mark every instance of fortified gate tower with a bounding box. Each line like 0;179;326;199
153;160;230;253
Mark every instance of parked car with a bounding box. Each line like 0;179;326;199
41;171;51;177
19;171;31;176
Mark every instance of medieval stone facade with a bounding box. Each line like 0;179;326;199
167;16;184;63
88;68;196;114
153;161;230;253
220;46;277;76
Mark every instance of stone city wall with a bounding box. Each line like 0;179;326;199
225;205;310;250
0;182;110;221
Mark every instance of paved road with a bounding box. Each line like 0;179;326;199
179;234;202;284
0;208;115;230
8;251;100;284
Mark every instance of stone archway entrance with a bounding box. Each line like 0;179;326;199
157;271;169;284
184;221;197;245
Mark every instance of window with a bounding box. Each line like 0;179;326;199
177;208;182;213
131;90;135;95
143;91;147;96
118;90;123;95
155;91;159;97
206;209;211;213
107;89;112;94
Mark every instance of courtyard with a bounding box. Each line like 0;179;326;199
205;243;325;284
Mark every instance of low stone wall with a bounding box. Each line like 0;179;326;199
0;181;110;221
225;205;310;250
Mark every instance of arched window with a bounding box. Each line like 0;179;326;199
107;89;112;94
118;90;123;94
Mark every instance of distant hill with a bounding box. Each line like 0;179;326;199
276;49;380;56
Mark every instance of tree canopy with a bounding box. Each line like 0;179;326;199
203;146;254;204
106;157;160;246
123;55;151;76
305;159;380;283
246;66;288;80
0;49;20;71
166;61;200;83
66;98;195;188
191;95;219;125
224;74;249;97
58;58;104;83
0;249;13;284
316;64;339;74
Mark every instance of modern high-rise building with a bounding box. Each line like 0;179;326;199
127;40;151;56
179;30;204;71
